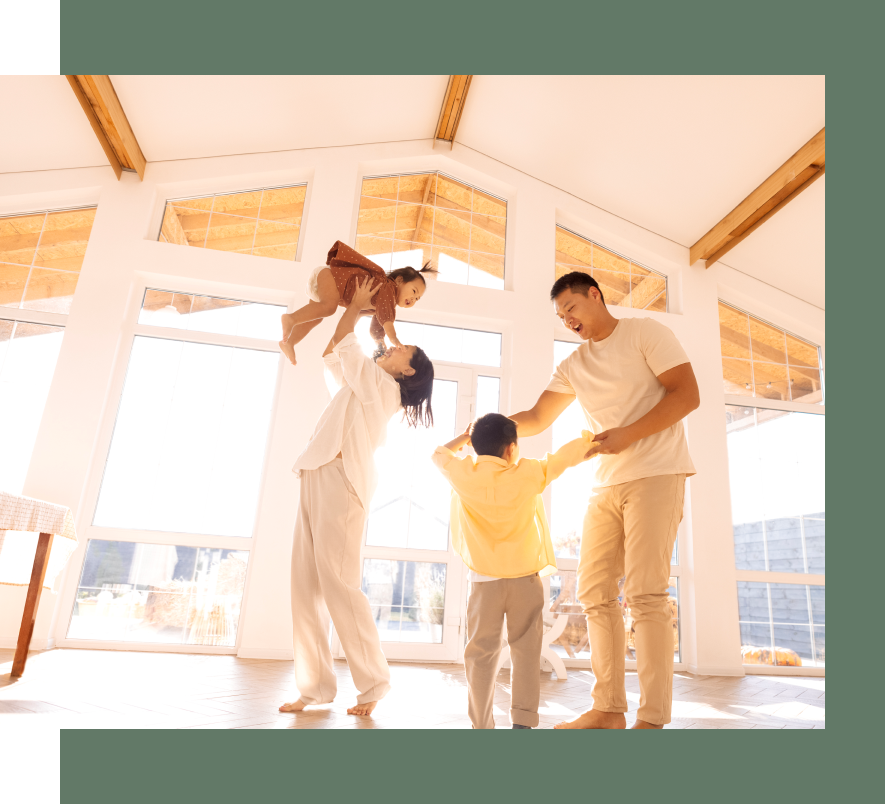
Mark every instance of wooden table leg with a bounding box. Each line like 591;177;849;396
11;532;54;678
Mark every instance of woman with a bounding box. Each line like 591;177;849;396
280;276;434;717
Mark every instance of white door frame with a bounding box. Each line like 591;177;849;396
332;363;491;663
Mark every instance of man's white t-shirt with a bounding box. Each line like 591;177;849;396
546;317;696;489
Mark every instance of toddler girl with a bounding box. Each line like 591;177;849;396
279;240;437;365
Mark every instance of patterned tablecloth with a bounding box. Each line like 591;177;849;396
0;491;78;592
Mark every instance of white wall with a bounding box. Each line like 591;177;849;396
0;139;824;675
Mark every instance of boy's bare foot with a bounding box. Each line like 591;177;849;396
631;720;664;729
278;699;309;712
554;710;626;729
347;700;378;716
278;339;297;365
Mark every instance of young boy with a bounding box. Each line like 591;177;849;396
432;413;597;729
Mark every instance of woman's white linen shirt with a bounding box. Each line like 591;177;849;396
292;333;401;509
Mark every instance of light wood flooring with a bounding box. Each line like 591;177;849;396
0;648;824;730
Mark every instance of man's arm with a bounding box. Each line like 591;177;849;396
594;362;700;455
509;390;575;437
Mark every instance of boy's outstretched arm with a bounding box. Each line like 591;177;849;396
545;431;600;485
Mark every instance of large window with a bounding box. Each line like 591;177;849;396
726;407;825;574
719;301;823;404
158;185;306;261
1;207;96;315
0;206;96;494
356;172;507;289
720;302;825;670
93;292;283;537
69;540;249;647
67;289;284;649
0;319;65;494
555;225;667;311
548;340;681;664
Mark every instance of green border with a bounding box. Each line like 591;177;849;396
55;0;865;800
61;0;838;75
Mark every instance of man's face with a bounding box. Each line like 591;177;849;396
553;287;602;339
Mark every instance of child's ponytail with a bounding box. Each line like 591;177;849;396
386;261;439;286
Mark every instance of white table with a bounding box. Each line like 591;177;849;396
0;491;78;677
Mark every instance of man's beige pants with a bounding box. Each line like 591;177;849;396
577;474;685;726
464;574;544;729
290;458;391;705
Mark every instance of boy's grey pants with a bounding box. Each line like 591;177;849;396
465;574;544;728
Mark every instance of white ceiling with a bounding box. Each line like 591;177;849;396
0;74;824;308
723;174;825;309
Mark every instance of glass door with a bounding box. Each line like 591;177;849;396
332;365;476;661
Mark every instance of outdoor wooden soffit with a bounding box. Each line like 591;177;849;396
691;127;825;268
433;75;472;149
66;75;146;181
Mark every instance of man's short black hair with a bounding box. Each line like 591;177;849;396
470;413;517;459
549;271;606;305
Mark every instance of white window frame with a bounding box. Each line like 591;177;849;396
721;299;825;676
330;321;507;664
54;279;286;655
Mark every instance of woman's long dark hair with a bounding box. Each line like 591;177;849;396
389;345;434;428
386;261;439;286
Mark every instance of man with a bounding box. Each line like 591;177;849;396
509;271;699;729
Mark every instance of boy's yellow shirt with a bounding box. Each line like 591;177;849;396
431;447;573;579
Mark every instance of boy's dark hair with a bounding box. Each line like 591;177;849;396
469;413;518;459
549;270;606;305
387;261;439;286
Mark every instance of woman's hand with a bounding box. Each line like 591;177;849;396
351;276;381;309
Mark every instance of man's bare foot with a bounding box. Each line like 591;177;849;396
631;720;664;729
554;710;626;729
278;699;308;712
347;700;378;716
278;339;297;365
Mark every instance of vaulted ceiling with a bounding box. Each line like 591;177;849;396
0;75;824;308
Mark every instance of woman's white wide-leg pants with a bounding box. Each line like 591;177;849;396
290;458;391;705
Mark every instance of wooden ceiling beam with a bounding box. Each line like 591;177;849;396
433;75;473;149
66;75;146;180
691;128;825;268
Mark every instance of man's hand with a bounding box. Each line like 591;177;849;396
592;427;635;456
351;276;381;309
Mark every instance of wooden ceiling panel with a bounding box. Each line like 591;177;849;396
434;75;473;147
692;128;825;268
66;75;147;180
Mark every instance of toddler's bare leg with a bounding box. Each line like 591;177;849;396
279;269;339;364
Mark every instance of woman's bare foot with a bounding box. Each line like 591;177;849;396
347;700;378;716
554;710;626;729
278;339;297;365
278;699;308;712
631;720;664;729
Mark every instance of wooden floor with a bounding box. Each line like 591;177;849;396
0;648;824;729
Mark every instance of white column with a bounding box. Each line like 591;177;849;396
680;263;744;676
